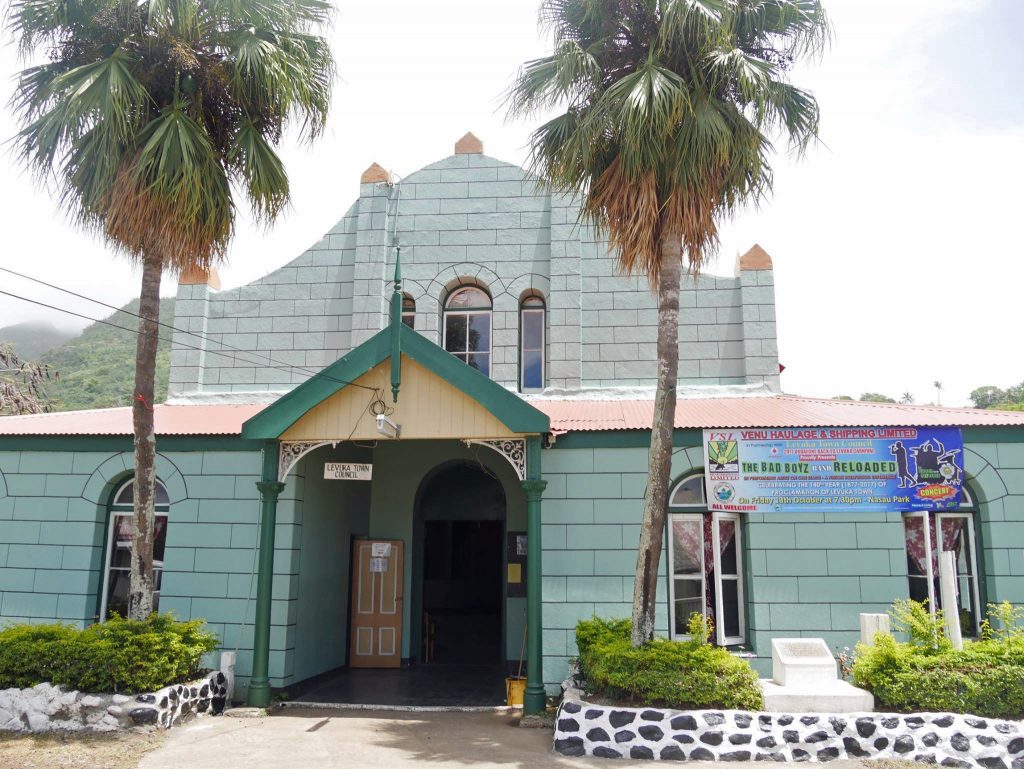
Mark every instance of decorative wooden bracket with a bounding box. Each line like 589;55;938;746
463;439;527;481
279;440;337;482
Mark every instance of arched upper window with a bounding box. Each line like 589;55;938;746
669;473;706;508
112;479;170;506
902;484;981;635
100;478;170;620
401;294;416;329
520;294;545;391
666;472;745;646
443;286;492;376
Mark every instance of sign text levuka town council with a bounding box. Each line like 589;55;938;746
702;427;964;513
324;463;373;481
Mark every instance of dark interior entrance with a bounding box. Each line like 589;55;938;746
423;519;502;664
418;464;505;667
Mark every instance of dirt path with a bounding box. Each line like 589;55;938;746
137;707;875;769
0;730;164;769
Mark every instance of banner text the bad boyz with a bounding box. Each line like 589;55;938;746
703;427;964;513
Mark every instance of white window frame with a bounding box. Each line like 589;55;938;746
902;489;982;636
713;511;745;646
442;286;492;376
99;478;170;621
668;512;706;641
904;510;937;611
519;296;545;392
401;294;416;329
667;473;746;646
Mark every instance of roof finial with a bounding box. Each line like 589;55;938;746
360;162;390;184
455;132;483;154
738;244;773;271
390;246;403;403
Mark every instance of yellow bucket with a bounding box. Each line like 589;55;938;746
505;676;526;706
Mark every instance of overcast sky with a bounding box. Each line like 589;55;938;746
0;0;1020;407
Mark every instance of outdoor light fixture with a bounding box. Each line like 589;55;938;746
375;414;401;439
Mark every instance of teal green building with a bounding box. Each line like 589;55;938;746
1;136;1022;714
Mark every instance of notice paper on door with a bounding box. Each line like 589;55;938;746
507;563;522;584
370;557;388;573
371;543;392;557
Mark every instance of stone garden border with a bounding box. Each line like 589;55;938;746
0;670;231;733
553;690;1024;768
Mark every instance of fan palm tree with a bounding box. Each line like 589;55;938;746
507;0;828;645
8;0;334;619
901;392;915;404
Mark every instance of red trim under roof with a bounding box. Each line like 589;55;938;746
0;396;1021;437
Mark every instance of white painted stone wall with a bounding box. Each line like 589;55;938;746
554;691;1024;768
0;671;228;733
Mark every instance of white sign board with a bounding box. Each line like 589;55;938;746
770;637;837;687
369;558;388;573
324;463;373;481
371;543;392;557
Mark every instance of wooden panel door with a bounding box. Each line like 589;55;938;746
349;540;404;668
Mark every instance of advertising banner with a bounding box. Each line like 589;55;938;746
702;427;964;513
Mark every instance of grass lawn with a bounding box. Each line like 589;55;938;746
0;730;164;769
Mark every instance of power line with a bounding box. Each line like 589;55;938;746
0;266;376;391
0;288;377;393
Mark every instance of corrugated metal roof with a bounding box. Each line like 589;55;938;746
0;404;266;436
0;396;1021;437
533;396;1024;434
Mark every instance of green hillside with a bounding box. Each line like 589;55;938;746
0;320;76;361
42;298;177;411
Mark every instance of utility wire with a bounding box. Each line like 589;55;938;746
0;288;378;393
0;266;376;391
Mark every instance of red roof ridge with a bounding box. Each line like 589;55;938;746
773;394;1010;415
0;405;130;421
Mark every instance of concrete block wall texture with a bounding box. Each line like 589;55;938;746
0;447;305;701
0;435;1022;698
540;444;676;691
169;202;360;396
539;439;1024;688
170;148;781;396
966;442;1024;608
742;513;906;676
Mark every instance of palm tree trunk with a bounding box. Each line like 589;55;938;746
128;250;162;620
631;230;682;647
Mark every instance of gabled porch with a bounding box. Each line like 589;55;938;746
240;319;550;714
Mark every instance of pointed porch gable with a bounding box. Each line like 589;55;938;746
241;324;550;440
241;323;551;715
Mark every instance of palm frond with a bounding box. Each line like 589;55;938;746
733;0;831;59
505;39;601;118
229;118;289;222
659;0;729;47
708;47;776;101
8;0;334;271
105;102;233;268
14;51;150;187
759;80;820;152
506;0;827;283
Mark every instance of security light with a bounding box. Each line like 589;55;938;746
375;414;401;439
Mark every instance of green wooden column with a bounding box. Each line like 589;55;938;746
522;435;547;715
247;440;284;707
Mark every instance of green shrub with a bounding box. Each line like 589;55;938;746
0;614;219;693
852;600;1024;719
575;615;764;710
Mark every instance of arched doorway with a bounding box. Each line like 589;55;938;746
415;463;506;666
